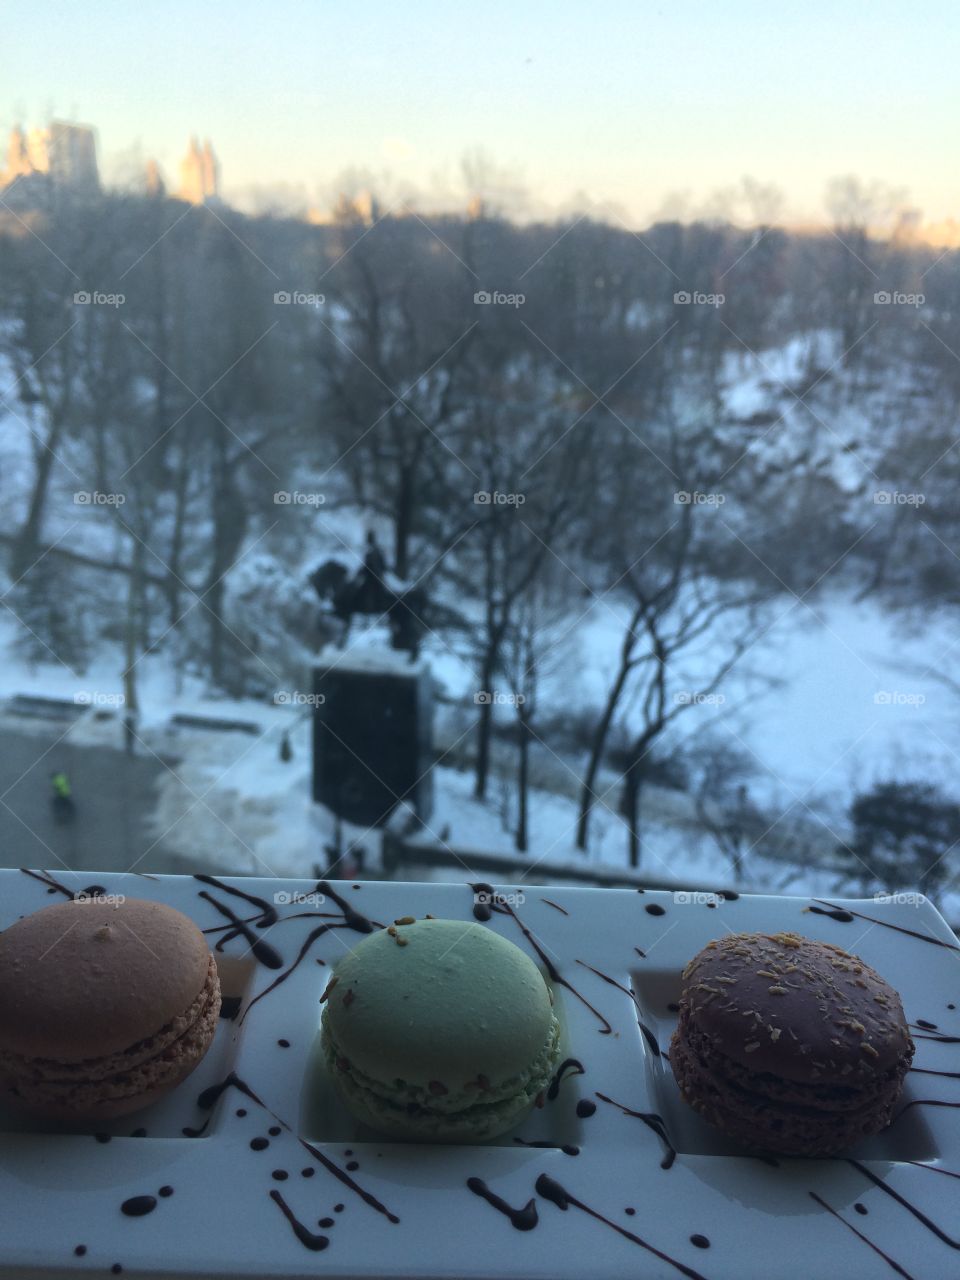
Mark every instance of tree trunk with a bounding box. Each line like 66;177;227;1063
394;462;414;579
515;703;529;853
623;765;643;868
11;419;63;581
474;659;495;801
576;651;633;851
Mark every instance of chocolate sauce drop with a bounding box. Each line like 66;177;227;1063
808;905;854;923
236;1108;247;1117
111;1266;123;1275
269;1190;329;1252
645;903;666;916
467;1177;539;1230
690;1234;710;1248
547;1057;585;1101
272;1170;288;1181
74;1245;87;1257
219;996;242;1021
334;1203;344;1212
302;1167;315;1178
251;1137;269;1151
95;1133;111;1144
318;1216;335;1228
635;946;647;958
346;1160;359;1171
854;1203;868;1215
158;1186;173;1198
915;1019;939;1030
472;882;495;921
513;1138;579;1155
269;1125;282;1136
534;1175;706;1279
277;1038;290;1047
120;1195;157;1217
129;1128;147;1138
625;1208;635;1216
576;1100;597;1118
182;1118;210;1138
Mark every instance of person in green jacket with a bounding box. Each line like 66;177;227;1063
49;770;75;822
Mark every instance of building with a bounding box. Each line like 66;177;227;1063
178;137;220;204
0;120;100;202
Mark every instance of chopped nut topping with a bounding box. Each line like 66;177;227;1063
396;936;409;947
319;976;339;1003
342;988;354;1008
744;1041;761;1053
768;986;788;995
387;925;397;937
395;916;416;925
860;1042;880;1058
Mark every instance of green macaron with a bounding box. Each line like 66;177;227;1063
320;917;561;1142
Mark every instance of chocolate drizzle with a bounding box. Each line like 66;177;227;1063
812;901;960;951
198;892;283;969
595;1091;676;1169
469;885;613;1034
196;1073;399;1225
547;1057;585;1101
19;868;78;898
542;899;569;916
809;1191;915;1279
576;960;662;1055
269;1190;329;1251
194;874;277;927
534;1174;707;1279
846;1159;960;1249
467;1177;539;1230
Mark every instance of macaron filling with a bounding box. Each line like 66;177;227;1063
322;1011;561;1137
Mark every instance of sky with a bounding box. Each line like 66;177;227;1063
3;0;958;225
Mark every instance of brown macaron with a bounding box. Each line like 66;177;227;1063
669;931;914;1156
0;896;221;1120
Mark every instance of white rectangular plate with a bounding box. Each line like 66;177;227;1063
0;869;958;1279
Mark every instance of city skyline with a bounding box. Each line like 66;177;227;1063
3;0;958;228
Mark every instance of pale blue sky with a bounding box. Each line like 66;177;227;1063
4;0;957;223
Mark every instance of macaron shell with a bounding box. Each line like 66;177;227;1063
2;955;221;1120
680;931;912;1082
323;919;555;1089
0;898;212;1060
